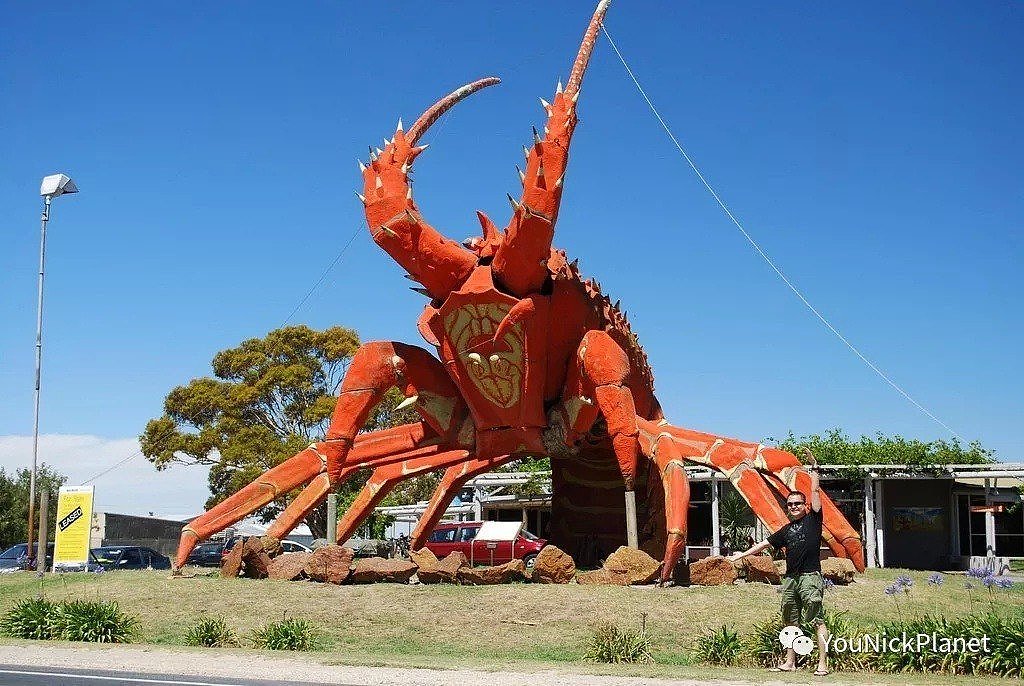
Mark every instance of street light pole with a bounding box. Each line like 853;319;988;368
26;174;77;570
26;196;51;569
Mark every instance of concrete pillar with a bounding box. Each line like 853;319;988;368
710;477;721;556
874;479;886;568
473;487;482;520
984;479;996;556
327;493;337;545
624;491;638;549
863;476;877;568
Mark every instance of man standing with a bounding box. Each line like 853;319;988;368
728;448;829;676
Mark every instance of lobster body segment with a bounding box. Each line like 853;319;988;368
174;1;865;581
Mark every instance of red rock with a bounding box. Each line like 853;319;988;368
350;557;417;584
409;547;438;569
241;537;272;579
418;551;468;584
742;555;781;584
456;559;527;585
303;545;354;584
260;536;283;558
220;541;243;578
531;545;575;584
603;546;662;585
821;556;856;584
267;552;310;581
689;556;738;586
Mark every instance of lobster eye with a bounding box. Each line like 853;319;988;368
462;236;481;249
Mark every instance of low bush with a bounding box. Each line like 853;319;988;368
583;621;653;664
183;616;236;647
250;618;321;651
0;597;60;640
691;625;743;666
1;598;137;643
55;599;138;643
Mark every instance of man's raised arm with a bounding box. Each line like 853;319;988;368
804;447;822;513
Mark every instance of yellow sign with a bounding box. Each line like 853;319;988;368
53;486;95;570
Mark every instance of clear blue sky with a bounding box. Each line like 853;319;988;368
1;2;1021;512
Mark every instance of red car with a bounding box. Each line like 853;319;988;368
423;521;546;568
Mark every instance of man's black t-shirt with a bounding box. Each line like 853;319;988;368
768;508;823;576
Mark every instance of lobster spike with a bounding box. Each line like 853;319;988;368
375;147;384;156
532;126;542;145
571;90;580;104
556;174;564;188
507;193;521;211
523;145;530;159
516;165;526;183
355;191;366;203
556;80;563;94
396;118;403;132
368;146;377;161
358;160;366;172
539;97;551;111
395;394;418;410
410;287;431;297
407;187;413;200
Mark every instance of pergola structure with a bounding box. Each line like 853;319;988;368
378;463;1024;569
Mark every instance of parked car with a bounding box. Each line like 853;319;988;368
219;537;311;562
90;546;171;570
423;521;546;567
185;541;227;567
0;543;54;572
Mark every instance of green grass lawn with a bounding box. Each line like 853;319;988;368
1;568;1020;682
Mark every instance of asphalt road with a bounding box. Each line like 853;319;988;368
0;667;359;686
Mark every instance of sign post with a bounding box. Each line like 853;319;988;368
53;486;95;571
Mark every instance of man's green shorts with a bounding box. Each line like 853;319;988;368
781;572;825;627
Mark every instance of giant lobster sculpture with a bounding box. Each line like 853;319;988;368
175;1;864;581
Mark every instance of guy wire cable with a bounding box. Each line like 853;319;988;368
600;23;962;441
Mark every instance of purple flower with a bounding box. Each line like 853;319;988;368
997;578;1014;590
884;584;899;596
967;567;990;579
982;574;997;588
964;581;975;590
895;575;913;587
927;573;944;585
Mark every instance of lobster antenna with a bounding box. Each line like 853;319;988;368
565;0;612;99
407;77;501;146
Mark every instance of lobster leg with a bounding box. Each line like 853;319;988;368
174;425;449;569
566;330;643;546
409;455;517;551
636;419;866;573
334;448;474;544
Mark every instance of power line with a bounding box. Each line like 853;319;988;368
599;23;963;442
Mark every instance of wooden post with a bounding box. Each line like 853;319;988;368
327;493;337;545
36;489;49;576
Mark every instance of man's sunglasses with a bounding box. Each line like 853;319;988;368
786;501;805;508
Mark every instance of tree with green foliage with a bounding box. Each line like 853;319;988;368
770;428;995;473
141;325;416;539
0;464;66;549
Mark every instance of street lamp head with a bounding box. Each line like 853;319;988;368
39;173;78;199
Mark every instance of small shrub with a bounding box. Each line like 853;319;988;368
250;618;320;651
183;616;236;647
692;625;743;666
583;621;653;664
56;599;138;643
0;598;59;640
